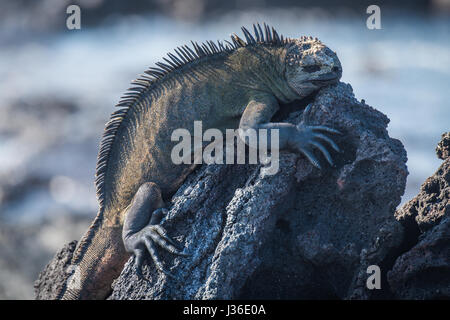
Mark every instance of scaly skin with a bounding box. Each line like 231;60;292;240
58;24;342;299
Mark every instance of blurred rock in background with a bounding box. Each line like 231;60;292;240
0;0;438;41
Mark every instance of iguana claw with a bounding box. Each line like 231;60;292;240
128;210;188;279
288;105;341;168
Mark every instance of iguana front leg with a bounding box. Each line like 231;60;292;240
239;93;341;169
122;182;187;278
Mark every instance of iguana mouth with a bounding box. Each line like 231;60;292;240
311;78;339;86
311;74;339;86
311;68;341;86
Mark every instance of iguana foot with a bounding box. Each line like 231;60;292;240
127;210;188;279
289;104;341;169
122;182;188;279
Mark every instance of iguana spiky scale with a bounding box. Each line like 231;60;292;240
58;23;342;299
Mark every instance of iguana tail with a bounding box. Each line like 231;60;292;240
57;212;129;300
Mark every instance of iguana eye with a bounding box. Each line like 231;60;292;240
302;65;321;73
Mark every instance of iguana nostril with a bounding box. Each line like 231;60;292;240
332;66;340;72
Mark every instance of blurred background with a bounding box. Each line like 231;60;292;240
0;0;449;299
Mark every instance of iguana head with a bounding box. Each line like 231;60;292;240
285;37;342;98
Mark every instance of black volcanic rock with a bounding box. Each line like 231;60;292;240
388;132;450;299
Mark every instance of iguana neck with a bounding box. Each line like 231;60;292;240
228;45;300;103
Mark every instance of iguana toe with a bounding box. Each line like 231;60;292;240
299;147;322;169
291;123;340;168
314;132;341;152
128;220;188;279
132;247;150;281
310;140;333;166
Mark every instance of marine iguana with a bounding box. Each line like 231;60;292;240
58;24;343;300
